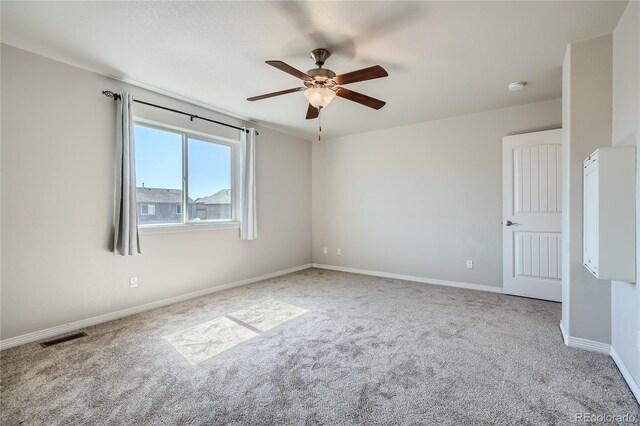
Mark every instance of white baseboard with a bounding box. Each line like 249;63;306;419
610;346;640;403
0;263;313;351
311;263;503;294
565;335;611;354
559;321;610;354
559;321;569;345
559;322;639;403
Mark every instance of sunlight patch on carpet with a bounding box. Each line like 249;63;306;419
165;317;258;365
228;299;307;332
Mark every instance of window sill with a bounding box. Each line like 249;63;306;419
139;221;240;235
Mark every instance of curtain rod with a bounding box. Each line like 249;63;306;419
102;90;256;134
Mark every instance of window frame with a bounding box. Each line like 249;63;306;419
134;118;241;232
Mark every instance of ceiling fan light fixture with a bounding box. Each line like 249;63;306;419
304;87;336;108
247;50;388;120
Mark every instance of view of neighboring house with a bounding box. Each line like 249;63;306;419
136;187;231;224
194;189;231;221
136;187;187;224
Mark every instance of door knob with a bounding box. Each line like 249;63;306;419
505;220;517;226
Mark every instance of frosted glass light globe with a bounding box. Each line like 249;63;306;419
304;87;336;108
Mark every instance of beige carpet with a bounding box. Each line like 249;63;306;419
1;268;638;425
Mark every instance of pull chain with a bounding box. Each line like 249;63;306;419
318;106;322;142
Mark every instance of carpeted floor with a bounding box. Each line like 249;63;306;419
1;268;638;425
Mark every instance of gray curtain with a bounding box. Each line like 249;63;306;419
113;92;141;255
240;128;257;240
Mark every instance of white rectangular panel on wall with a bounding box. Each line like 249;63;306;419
583;146;636;282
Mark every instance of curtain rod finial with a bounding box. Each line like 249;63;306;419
102;90;121;100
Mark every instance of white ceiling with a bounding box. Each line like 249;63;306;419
1;1;627;140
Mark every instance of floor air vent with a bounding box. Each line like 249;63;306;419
40;332;87;348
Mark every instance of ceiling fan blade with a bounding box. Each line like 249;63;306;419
305;103;319;120
247;87;305;101
333;65;388;85
266;60;313;81
334;87;386;110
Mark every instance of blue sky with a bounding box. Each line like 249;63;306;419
134;125;231;199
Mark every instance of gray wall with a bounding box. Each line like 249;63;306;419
1;45;312;339
612;1;640;386
312;99;561;288
561;35;613;344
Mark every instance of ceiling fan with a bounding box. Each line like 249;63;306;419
247;49;388;120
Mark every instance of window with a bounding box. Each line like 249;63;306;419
134;123;236;227
188;138;231;221
141;204;156;215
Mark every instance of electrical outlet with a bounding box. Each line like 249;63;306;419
337;248;342;256
323;247;328;254
129;276;138;288
466;260;474;269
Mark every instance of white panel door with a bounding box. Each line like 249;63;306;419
503;129;562;301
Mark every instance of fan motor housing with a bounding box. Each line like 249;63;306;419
306;49;336;87
306;68;336;88
307;68;336;79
